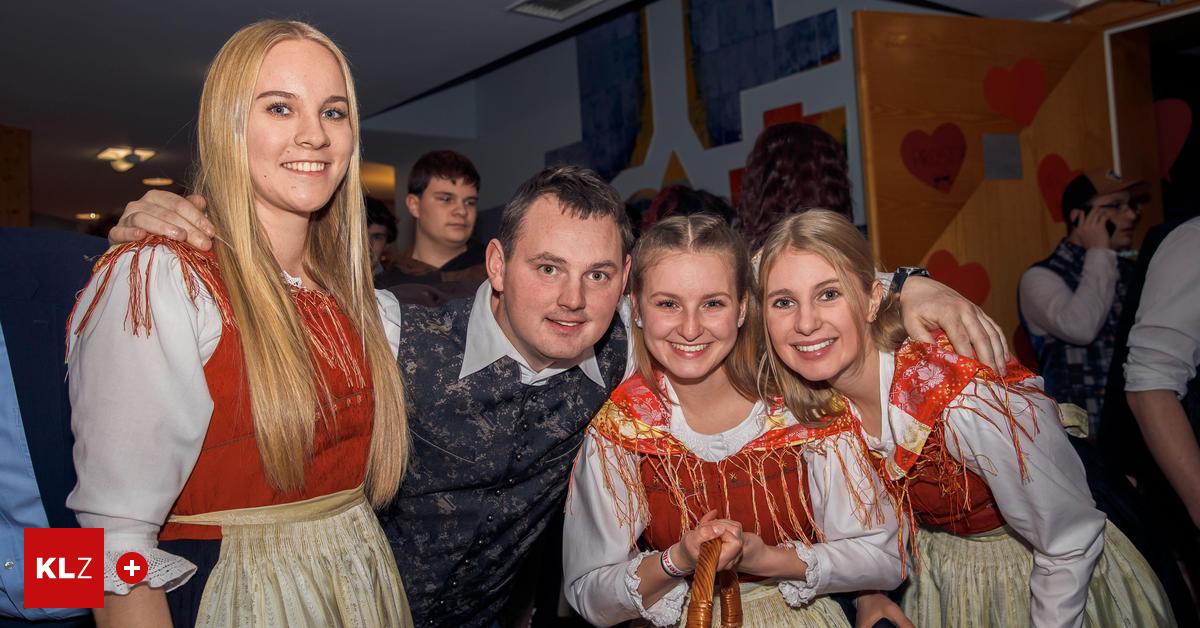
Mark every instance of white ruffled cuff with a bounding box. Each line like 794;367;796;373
626;550;689;627
103;547;197;595
778;542;823;607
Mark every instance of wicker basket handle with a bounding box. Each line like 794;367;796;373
684;539;743;628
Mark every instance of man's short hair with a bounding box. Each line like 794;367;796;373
498;165;634;259
407;150;481;196
365;196;397;243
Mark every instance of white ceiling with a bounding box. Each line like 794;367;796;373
0;0;1096;223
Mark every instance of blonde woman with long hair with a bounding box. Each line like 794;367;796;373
756;210;1171;628
66;20;411;627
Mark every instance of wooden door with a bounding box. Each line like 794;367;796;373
854;11;1161;360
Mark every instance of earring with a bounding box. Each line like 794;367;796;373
737;317;745;328
635;318;643;328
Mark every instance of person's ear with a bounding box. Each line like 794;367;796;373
486;239;507;293
867;280;885;322
737;294;748;328
405;194;421;220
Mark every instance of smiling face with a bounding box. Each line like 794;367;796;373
763;249;881;388
634;251;745;386
246;38;352;223
487;194;630;371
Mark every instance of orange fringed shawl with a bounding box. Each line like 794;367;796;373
588;371;887;566
870;337;1048;540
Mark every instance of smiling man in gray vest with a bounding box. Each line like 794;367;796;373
110;164;1009;627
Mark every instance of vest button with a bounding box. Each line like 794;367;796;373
2;560;13;570
487;514;495;522
521;422;530;430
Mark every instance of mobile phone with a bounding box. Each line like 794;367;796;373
1073;208;1117;237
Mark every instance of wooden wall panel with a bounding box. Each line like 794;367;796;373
855;11;1098;269
923;36;1112;344
0;125;32;227
854;11;1116;346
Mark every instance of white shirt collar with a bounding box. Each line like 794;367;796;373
458;281;606;388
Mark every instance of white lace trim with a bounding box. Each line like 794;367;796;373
778;542;822;607
625;550;689;627
664;379;775;463
103;547;197;595
281;269;304;288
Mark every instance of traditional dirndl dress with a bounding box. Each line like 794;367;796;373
67;238;412;627
564;372;902;627
867;337;1173;627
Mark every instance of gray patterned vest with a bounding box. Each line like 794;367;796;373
378;295;628;627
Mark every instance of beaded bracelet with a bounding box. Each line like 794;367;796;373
660;544;690;578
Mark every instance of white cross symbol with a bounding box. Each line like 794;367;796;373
122;559;142;578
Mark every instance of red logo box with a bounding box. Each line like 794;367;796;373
24;528;103;609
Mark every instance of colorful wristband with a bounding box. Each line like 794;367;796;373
660;544;689;578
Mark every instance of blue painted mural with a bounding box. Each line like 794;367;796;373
687;2;840;147
545;10;650;181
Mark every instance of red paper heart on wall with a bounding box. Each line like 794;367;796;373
927;249;990;306
984;58;1046;127
901;123;967;193
1037;154;1080;223
1155;98;1192;182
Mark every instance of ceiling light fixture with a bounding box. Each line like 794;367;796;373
506;0;605;21
97;146;157;172
142;177;173;186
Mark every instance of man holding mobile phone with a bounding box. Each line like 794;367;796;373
1019;169;1145;440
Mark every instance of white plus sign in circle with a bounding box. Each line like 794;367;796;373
115;551;148;585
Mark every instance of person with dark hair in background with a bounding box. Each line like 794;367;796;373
736;123;853;251
375;150;486;299
366;196;398;280
638;184;734;231
1019;170;1144;440
0;229;107;628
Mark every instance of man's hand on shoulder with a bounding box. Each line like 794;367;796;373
109;190;215;251
900;276;1009;374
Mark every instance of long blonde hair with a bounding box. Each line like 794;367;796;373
195;20;407;506
756;210;905;423
629;214;760;401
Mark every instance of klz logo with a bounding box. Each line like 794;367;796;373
35;557;94;579
24;528;103;608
